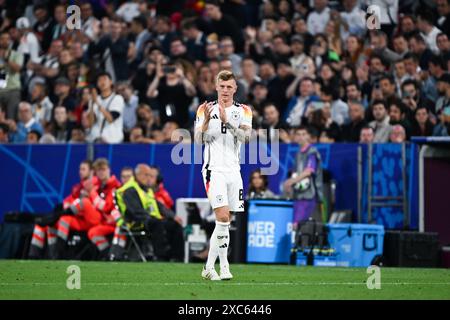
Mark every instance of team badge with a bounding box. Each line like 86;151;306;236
231;111;240;121
216;195;223;203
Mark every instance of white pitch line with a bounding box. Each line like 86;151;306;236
1;282;450;286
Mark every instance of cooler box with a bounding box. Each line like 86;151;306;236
246;200;294;263
327;223;385;267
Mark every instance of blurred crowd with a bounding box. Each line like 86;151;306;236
0;0;449;145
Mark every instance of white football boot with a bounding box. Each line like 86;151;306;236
219;265;233;280
202;266;221;281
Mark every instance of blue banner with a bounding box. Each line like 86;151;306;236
0;143;418;229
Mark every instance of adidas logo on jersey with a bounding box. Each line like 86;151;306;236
210;114;219;119
219;243;228;249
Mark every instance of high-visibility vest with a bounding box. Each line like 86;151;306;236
115;177;162;226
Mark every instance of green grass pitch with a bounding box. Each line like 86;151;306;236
1;260;449;300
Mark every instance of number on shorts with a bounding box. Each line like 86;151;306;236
239;189;243;201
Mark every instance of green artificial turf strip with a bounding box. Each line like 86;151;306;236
0;260;449;300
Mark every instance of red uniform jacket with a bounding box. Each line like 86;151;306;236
89;175;122;224
155;183;174;210
63;176;101;209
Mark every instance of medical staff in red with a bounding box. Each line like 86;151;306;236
28;160;98;259
55;158;121;259
86;159;122;259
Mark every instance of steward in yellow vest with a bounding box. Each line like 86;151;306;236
115;165;172;260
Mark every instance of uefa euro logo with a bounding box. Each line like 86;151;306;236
366;5;381;30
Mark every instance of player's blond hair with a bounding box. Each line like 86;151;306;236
216;70;236;84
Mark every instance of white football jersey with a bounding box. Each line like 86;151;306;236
195;101;252;172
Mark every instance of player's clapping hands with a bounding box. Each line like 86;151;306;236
218;104;227;123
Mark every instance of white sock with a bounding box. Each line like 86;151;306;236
206;226;219;269
215;221;230;270
206;221;230;270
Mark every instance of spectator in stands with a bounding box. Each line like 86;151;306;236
389;124;407;143
399;14;417;39
88;18;130;82
161;121;180;143
345;82;367;106
69;125;86;144
10;102;43;143
128;126;155;143
436;0;450;38
320;86;349;126
437;33;450;59
88;72;125;143
130;15;151;65
411;106;435;137
388;99;412;138
16;17;41;64
116;81;139;132
401;79;434;118
136;103;160;138
80;2;100;44
26;129;41;144
369;100;392;143
370;31;402;65
219;36;242;77
425;54;448;104
285;77;320;127
392;34;410;59
27;39;61;95
379;74;397;101
408;33;434;72
0;122;9;143
341;101;367;142
181;18;207;65
204;0;244;53
259;103;290;142
30;82;53;126
0;31;23;120
360;126;375;143
32;4;55;56
417;11;442;54
50;105;75;143
393;60;409;97
246;168;276;200
196;64;216;102
147;61;196;127
51;4;68;42
52;77;77;115
340;0;366;40
307;0;330;36
436;74;450;115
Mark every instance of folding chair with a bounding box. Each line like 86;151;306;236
121;223;154;262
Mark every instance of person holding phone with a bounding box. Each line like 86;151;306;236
147;59;196;127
